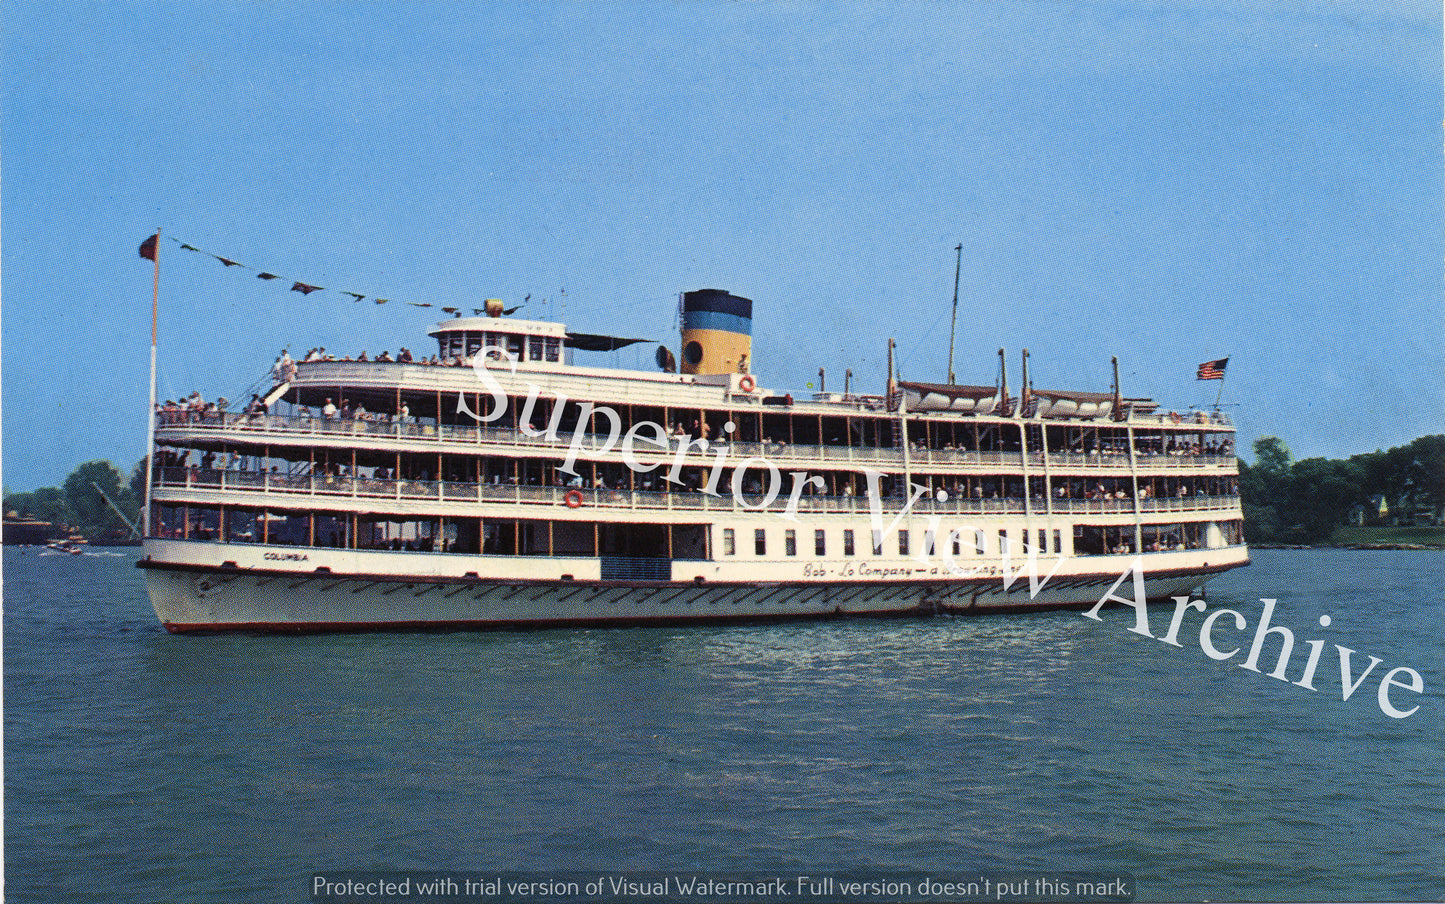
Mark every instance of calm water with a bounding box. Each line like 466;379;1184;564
5;547;1443;903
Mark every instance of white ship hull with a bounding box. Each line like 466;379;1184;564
140;539;1247;633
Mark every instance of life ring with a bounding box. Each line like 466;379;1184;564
1169;411;1181;424
564;489;584;508
738;375;756;393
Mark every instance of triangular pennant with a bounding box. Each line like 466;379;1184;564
374;298;388;305
442;306;458;313
343;291;365;301
216;256;242;267
291;282;322;295
138;234;158;261
179;243;201;253
407;302;433;308
257;272;278;280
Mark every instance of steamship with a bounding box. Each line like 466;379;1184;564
139;290;1248;632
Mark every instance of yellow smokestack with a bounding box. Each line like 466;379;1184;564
680;289;752;376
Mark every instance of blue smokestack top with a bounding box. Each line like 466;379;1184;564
681;289;752;336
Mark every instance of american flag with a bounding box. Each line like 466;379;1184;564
1196;357;1228;380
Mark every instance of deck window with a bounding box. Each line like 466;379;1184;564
843;529;855;556
723;528;735;556
315;514;350;549
754;528;766;556
225;509;263;544
785;530;797;556
814;529;826;556
898;529;909;556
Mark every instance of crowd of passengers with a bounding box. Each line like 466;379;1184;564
271;347;483;378
907;436;1233;457
158;445;1237;506
156;392;226;425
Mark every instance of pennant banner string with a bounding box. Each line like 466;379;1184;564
161;234;475;312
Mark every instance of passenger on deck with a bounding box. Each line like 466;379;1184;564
322;398;337;419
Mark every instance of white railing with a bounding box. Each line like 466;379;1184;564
156;412;1235;472
154;466;1242;518
1044;451;1234;469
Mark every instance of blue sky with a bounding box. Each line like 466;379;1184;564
3;1;1440;491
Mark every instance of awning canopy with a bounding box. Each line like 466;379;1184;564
564;332;653;352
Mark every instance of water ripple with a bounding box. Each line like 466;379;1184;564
4;548;1443;901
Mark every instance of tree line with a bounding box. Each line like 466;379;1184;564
1239;434;1445;543
4;460;145;542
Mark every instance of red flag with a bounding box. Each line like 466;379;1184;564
138;234;158;261
291;282;322;295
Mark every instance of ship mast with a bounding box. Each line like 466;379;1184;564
947;243;961;384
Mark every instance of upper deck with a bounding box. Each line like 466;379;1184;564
273;349;1231;430
158;307;1237;491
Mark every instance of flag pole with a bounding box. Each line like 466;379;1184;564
143;229;160;538
1214;359;1227;410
